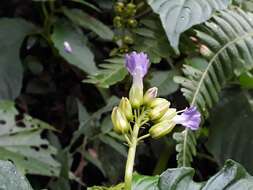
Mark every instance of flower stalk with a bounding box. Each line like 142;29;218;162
124;122;140;190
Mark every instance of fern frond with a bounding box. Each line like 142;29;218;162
174;8;253;167
84;57;127;88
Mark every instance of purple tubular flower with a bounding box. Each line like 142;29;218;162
64;41;72;53
173;106;201;130
125;51;149;87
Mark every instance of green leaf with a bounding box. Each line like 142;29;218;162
90;160;253;190
147;0;229;49
0;18;36;100
159;167;202;189
174;8;253;167
0;160;33;190
84;57;128;88
51;21;98;74
133;17;174;63
207;89;253;174
70;0;101;12
159;160;253;189
149;70;179;96
70;96;119;147
0;101;60;176
132;173;159;190
239;72;253;89
98;135;127;157
63;8;113;40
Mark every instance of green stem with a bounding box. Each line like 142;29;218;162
124;122;140;190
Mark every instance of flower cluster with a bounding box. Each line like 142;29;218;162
111;51;201;139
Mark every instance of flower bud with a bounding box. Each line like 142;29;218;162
149;101;170;121
143;87;158;105
156;108;177;123
119;97;133;121
149;98;170;108
149;120;176;139
129;85;143;108
111;107;130;134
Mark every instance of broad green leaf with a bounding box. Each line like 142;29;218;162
63;8;113;40
149;70;179;96
0;160;33;190
84;57;127;88
132;173;159;190
158;160;253;189
51;21;98;74
147;0;229;49
0;101;60;176
207;89;253;173
0;18;35;100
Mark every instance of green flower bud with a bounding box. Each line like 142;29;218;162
123;35;134;45
149;101;170;121
127;18;138;28
119;97;133;121
113;16;123;28
125;3;137;16
156;108;177;123
149;120;176;139
114;2;125;14
143;87;158;105
129;85;143;108
111;106;130;134
149;98;170;108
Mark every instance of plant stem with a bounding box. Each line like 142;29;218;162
124;122;140;190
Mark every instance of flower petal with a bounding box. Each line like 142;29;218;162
173;106;201;130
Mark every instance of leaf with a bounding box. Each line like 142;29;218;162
70;96;119;147
158;167;202;189
89;160;253;189
0;160;33;190
147;0;229;49
84;57;128;88
207;89;253;173
174;8;253;167
132;173;159;190
133;17;174;63
0;101;60;176
239;72;253;89
173;130;197;167
51;21;98;74
0;18;36;100
98;135;127;157
159;160;253;189
63;8;113;40
149;70;179;96
71;0;101;12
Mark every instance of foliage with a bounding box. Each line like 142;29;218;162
0;160;33;190
89;160;253;189
147;0;229;49
174;8;253;167
0;0;253;189
207;89;253;173
0;18;36;100
0;101;60;176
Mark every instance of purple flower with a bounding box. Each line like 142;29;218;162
173;106;201;130
125;51;149;87
64;41;72;53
